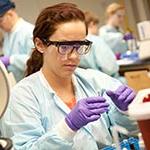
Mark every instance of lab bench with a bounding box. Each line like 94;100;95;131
118;59;150;76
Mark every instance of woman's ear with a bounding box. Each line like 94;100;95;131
34;38;46;53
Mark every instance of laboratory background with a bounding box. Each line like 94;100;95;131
0;0;150;150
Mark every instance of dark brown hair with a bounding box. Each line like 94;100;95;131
84;11;99;27
26;3;87;76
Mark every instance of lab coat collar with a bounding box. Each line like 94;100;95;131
10;18;24;33
38;70;55;94
87;33;93;38
106;24;122;32
38;69;78;97
38;70;71;115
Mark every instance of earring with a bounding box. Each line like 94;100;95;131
35;47;44;54
39;50;44;54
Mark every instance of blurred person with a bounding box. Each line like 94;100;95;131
99;3;128;57
1;3;137;150
0;0;34;81
84;11;99;35
79;11;125;82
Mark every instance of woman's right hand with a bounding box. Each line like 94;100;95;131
65;96;109;131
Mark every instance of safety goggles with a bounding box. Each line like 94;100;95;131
42;39;92;55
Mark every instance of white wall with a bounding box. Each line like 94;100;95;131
14;0;119;26
1;0;149;38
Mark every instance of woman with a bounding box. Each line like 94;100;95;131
99;3;128;57
1;3;137;150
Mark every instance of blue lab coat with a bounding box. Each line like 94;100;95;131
99;25;127;54
2;18;34;81
0;68;137;150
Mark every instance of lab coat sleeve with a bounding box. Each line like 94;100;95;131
99;28;123;44
9;35;34;71
81;69;138;133
10;54;29;71
97;73;138;133
96;72;138;133
99;28;127;53
105;94;138;134
1;85;75;150
93;39;119;76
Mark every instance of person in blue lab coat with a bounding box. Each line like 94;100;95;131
0;3;138;150
79;11;119;77
0;0;34;81
79;11;125;82
99;3;128;57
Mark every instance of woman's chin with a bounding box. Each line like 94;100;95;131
61;69;76;78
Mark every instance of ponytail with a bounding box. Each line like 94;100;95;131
25;49;43;76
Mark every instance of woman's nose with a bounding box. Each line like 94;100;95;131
68;50;80;60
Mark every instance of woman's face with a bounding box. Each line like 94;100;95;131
43;21;87;78
109;9;125;27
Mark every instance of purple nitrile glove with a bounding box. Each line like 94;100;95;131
65;96;109;131
123;33;134;41
106;85;136;111
0;56;10;67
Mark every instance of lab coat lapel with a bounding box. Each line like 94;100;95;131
54;95;71;114
74;75;112;142
39;71;71;115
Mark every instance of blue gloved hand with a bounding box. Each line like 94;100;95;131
106;85;136;111
65;96;109;131
0;56;10;67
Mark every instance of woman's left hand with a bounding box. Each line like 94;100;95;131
106;85;136;111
